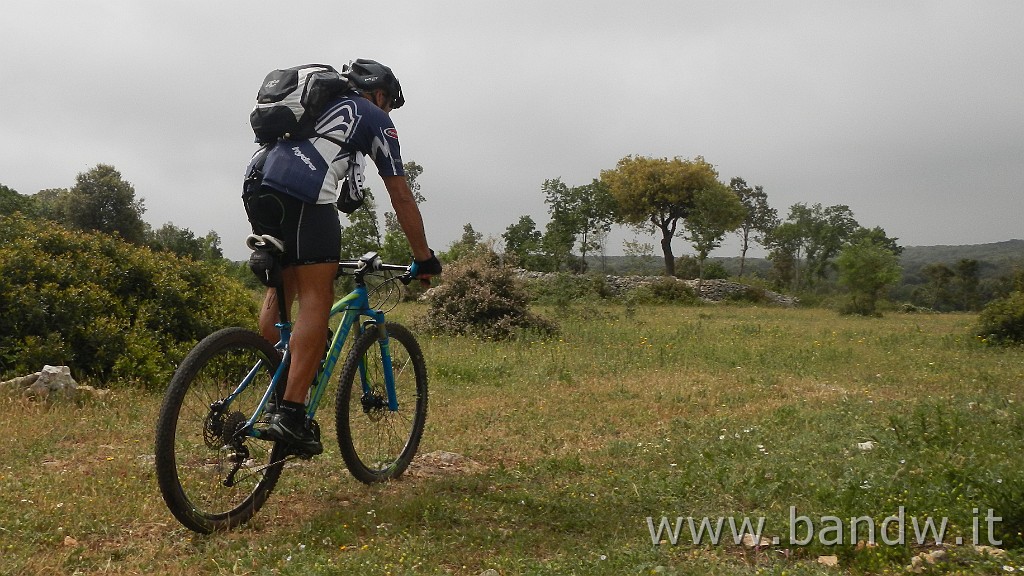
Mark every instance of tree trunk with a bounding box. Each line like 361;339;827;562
660;235;675;276
579;230;588;272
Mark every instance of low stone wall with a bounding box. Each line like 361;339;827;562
682;278;797;306
517;270;797;306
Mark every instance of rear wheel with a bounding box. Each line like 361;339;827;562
154;327;287;533
335;322;428;484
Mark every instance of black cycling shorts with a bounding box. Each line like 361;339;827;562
243;187;340;266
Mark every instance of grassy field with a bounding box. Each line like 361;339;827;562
2;304;1023;575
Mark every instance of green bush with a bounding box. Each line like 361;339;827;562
420;247;557;340
723;284;775;305
626;278;700;305
976;290;1024;345
525;272;610;305
674;255;729;280
0;214;258;387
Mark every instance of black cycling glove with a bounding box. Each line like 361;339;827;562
415;250;442;276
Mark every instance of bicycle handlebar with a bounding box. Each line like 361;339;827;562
337;251;420;286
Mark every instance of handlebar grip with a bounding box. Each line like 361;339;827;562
393;260;417;286
398;261;432;288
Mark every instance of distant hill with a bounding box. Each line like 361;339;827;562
899;239;1024;280
587;240;1024;282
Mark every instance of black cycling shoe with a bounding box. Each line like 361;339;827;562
258;401;278;424
259;412;323;457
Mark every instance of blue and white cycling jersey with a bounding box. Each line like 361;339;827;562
257;92;404;204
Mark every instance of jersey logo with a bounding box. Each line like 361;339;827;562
292;146;317;171
317;101;362;141
384;127;399;139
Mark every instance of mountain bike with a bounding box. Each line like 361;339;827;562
154;235;429;533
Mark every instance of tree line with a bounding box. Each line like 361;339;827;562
0;165;223;264
414;154;1013;315
475;155;905;315
3;159;1021;385
4;156;1018;317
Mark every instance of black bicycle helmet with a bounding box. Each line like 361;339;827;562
343;59;405;109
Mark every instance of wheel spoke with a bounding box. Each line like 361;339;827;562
336;323;427;484
155;328;287;533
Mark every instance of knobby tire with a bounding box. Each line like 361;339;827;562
335;322;428;484
154;327;287;533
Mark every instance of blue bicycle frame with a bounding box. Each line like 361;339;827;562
234;253;412;438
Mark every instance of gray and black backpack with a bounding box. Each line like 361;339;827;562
249;64;348;144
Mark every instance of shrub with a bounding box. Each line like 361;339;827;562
674;255;729;280
976;290;1024;345
626;278;700;305
723;284;774;305
525;272;611;306
0;214;258;387
421;247;557;340
836;239;902;316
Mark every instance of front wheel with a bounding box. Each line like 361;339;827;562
154;327;287;533
336;322;428;484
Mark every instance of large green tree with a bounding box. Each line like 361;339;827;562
913;259;982;312
402;161;425;203
0;184;32;215
765;221;805;290
836;238;902;316
916;262;957;310
600;155;721;276
65;164;148;244
767;203;860;290
684;184;747;279
955;259;982;311
540;217;578;272
538;178;577;271
802;203;859;283
380;214;412;263
441;223;485;264
502;215;544;270
148;223;223;262
30;187;69;221
541;177;616;268
729;177;778;277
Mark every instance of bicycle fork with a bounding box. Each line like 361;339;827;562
374;331;400;411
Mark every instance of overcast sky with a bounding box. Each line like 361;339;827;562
2;1;1021;261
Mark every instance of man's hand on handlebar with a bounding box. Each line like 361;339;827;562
413;250;442;287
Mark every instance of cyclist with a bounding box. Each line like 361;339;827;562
243;59;442;456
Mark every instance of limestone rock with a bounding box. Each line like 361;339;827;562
24;365;78;399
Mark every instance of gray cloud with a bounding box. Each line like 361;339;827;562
2;1;1021;261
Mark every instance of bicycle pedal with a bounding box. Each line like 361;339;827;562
285;442;323;459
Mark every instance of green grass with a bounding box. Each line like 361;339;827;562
2;304;1023;575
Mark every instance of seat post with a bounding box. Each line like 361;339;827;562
246;234;290;326
274;281;290;325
